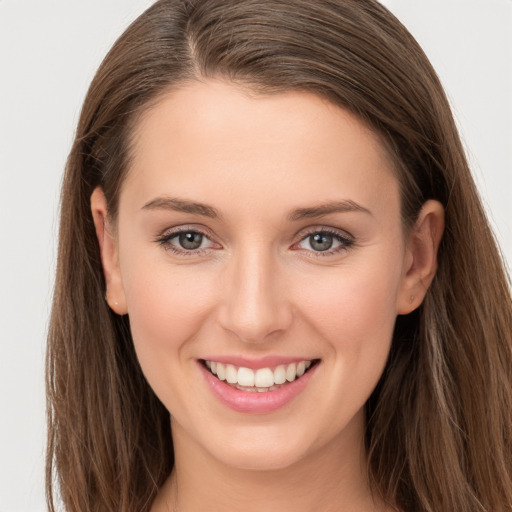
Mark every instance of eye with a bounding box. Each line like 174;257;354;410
177;232;206;250
305;233;336;251
155;227;220;255
294;229;354;255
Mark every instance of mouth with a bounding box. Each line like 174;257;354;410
201;359;320;393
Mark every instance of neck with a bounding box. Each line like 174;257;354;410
152;415;388;512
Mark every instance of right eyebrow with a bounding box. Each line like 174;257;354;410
141;196;221;219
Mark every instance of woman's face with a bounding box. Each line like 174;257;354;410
96;80;424;471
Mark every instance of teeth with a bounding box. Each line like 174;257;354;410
237;367;255;387
216;363;226;381
285;363;297;382
273;365;286;385
226;364;238;384
206;359;314;390
254;368;274;387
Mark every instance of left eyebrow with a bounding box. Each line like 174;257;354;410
288;200;372;221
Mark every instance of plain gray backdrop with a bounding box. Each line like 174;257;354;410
1;1;511;510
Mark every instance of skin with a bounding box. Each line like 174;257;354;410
92;80;444;512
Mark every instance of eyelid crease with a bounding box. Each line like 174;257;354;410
155;223;216;239
294;224;355;242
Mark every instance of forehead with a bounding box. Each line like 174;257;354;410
123;80;399;219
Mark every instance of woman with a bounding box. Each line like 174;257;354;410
46;1;512;511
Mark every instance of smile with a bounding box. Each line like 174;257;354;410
200;358;320;413
204;359;316;392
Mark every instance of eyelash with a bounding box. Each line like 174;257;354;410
155;226;218;256
292;227;355;257
155;226;355;257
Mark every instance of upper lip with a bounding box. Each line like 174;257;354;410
200;355;318;370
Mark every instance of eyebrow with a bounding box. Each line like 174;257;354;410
141;196;371;221
142;197;221;219
288;200;372;221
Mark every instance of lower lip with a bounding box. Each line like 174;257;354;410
199;361;318;414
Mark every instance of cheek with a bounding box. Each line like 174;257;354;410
288;258;402;436
293;251;403;392
121;263;223;421
299;262;400;341
119;251;218;377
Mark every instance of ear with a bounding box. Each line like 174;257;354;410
90;187;128;315
396;200;445;314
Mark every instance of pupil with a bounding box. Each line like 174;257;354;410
179;232;203;250
310;233;333;251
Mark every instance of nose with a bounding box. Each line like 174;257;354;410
218;246;293;344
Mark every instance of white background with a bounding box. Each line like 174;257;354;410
0;1;510;510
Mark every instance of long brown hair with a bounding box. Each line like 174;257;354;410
46;1;512;510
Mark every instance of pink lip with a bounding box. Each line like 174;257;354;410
199;360;318;414
201;355;311;370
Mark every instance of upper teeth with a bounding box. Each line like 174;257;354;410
205;360;312;388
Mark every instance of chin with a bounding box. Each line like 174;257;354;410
203;426;315;471
214;448;306;472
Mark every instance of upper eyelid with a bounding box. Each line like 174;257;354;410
155;227;219;255
157;224;216;239
291;226;355;255
154;226;217;251
155;224;354;249
294;225;354;241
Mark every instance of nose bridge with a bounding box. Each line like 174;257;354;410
219;243;291;343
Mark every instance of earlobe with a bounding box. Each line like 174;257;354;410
90;187;128;315
397;200;445;315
